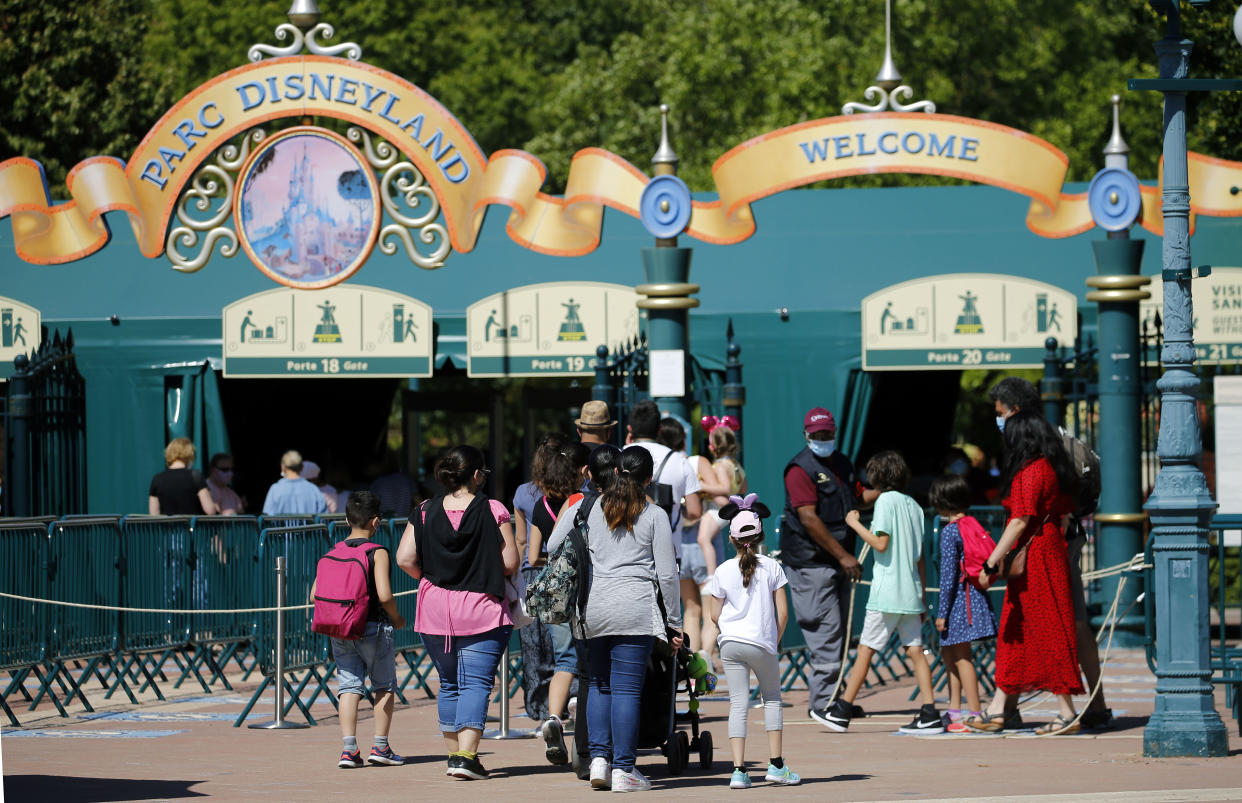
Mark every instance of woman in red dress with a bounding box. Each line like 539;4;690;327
968;412;1085;735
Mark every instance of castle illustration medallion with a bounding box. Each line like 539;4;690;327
234;127;380;289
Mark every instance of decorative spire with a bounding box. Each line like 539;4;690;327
842;0;934;114
287;0;321;31
651;104;679;173
875;0;901;91
1103;94;1130;168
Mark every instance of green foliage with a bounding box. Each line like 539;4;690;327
4;0;1242;198
0;0;173;191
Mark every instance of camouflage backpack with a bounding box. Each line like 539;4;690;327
526;494;597;625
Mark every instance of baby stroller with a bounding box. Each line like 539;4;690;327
637;642;716;775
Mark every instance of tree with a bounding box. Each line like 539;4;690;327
0;0;174;196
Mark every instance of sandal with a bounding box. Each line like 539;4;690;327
964;712;1005;733
1034;715;1081;736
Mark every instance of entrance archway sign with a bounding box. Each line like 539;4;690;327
222;285;432;377
0;296;41;381
467;282;641;377
1141;267;1242;364
861;274;1078;370
4;10;1242;271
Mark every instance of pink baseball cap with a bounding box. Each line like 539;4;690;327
803;407;836;434
729;510;763;539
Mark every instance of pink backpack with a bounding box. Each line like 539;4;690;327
957;515;998;590
312;540;382;640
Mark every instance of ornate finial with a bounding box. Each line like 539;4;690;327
250;1;362;62
875;0;902;91
1103;94;1130;166
652;104;679;170
842;0;934;114
287;0;321;31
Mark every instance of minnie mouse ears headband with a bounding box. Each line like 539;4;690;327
701;415;740;434
718;493;770;540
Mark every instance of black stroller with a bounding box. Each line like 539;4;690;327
637;642;715;775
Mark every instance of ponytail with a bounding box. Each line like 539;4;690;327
733;536;761;588
602;446;654;530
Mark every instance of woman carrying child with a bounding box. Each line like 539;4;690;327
687;418;745;671
707;494;801;789
928;474;997;733
547;446;682;792
396;445;520;780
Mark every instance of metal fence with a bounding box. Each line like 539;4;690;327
0;512;440;728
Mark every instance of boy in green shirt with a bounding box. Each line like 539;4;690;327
821;450;942;734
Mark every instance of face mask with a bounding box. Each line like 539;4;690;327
215;470;233;482
996;416;1007;432
807;438;835;457
948;459;969;476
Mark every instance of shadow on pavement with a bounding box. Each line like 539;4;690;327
3;775;207;801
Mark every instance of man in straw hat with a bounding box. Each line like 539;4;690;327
575;400;617;455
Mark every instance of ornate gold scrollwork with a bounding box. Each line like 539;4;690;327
166;129;266;273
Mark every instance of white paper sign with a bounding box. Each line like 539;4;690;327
648;349;686;398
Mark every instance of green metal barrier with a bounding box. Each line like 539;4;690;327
35;517;123;714
0;518;53;725
258;514;317;531
113;515;195;701
185;515;261;690
234;524;332;727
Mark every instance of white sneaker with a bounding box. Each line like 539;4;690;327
612;767;652;792
567;696;578;721
590;757;611;789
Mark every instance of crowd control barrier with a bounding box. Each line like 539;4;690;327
113;515;195;701
36;517;123;714
0;518;54;725
186;515;262;689
233;525;332;727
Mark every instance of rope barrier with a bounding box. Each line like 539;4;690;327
0;587;418;614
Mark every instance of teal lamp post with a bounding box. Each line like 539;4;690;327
1084;96;1148;647
637;105;698;421
1129;0;1236;758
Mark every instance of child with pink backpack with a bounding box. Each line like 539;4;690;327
929;475;998;733
311;490;407;767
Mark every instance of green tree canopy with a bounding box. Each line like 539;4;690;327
4;0;1242;198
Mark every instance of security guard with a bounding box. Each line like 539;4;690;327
780;407;863;727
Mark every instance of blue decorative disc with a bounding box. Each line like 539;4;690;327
639;174;692;238
1087;167;1142;232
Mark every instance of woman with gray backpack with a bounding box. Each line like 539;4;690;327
545;445;683;792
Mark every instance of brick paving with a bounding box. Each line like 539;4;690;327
3;648;1240;801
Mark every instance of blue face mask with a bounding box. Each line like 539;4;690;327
807;438;835;458
996;416;1007;432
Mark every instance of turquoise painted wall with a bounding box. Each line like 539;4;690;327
4;184;1240;512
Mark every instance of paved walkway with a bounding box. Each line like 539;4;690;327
3;648;1240;801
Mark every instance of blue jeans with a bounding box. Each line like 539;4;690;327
587;635;654;772
421;626;512;733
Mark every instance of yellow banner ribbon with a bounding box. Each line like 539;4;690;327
4;57;1242;266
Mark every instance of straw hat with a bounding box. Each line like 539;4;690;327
575;400;617;429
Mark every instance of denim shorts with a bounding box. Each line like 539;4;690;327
680;541;708;584
332;621;396;696
549;621;578;674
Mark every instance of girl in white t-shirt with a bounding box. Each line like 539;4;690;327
706;495;800;789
